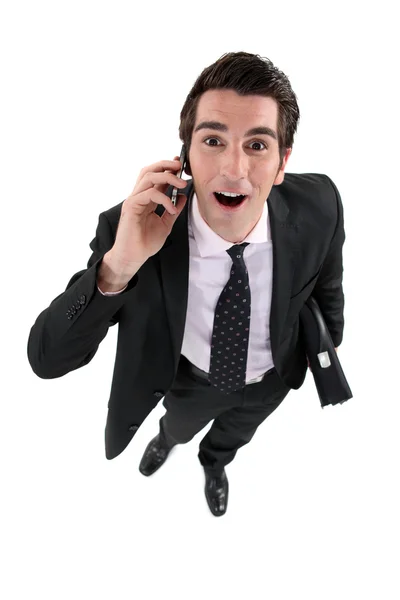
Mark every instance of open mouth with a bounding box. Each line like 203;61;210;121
213;192;248;209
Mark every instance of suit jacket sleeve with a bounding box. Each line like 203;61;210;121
312;175;346;348
27;210;138;379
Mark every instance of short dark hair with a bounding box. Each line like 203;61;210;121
179;51;300;175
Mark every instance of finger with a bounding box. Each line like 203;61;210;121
164;156;183;175
130;187;180;216
135;170;186;196
140;160;182;178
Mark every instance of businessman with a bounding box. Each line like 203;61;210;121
27;51;345;517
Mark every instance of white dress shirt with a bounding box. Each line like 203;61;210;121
98;193;275;381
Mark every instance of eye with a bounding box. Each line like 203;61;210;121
203;137;267;151
249;140;267;151
203;137;221;147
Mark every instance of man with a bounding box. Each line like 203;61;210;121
27;52;345;517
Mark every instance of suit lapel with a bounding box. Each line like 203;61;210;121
157;180;300;372
267;185;300;352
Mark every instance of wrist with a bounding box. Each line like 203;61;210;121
97;251;140;292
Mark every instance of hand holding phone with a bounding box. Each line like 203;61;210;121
106;158;187;276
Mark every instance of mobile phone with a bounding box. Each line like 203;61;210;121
171;144;187;207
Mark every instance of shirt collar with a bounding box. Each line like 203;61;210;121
190;192;271;258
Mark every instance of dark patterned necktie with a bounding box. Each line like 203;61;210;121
209;242;251;394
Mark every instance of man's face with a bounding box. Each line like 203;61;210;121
188;89;292;243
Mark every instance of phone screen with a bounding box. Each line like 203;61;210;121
171;144;187;206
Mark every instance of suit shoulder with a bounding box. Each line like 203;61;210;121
277;173;341;230
281;172;340;213
97;201;124;234
282;172;334;193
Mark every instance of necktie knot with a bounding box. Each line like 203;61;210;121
226;242;249;266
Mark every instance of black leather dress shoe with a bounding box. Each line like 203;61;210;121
139;434;174;476
204;469;229;516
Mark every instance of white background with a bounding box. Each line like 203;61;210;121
1;1;399;598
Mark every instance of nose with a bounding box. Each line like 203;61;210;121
219;147;249;182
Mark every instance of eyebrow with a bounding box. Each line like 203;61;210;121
193;120;278;141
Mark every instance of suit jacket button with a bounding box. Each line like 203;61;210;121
79;295;86;305
154;391;164;398
128;424;139;432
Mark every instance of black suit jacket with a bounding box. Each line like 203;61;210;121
27;173;346;460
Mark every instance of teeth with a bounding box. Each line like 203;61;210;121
216;191;245;197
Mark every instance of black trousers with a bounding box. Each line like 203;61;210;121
159;354;291;477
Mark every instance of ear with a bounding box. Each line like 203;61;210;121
274;148;292;185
